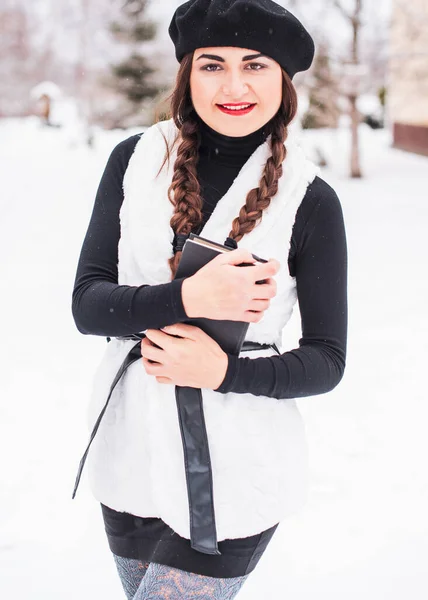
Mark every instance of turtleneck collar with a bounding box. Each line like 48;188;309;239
194;111;272;168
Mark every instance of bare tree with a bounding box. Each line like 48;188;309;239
301;40;341;130
0;6;32;116
333;0;364;178
284;0;392;178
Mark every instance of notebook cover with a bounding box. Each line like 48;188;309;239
172;234;266;356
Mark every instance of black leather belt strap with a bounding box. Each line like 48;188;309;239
72;334;280;555
175;384;221;554
71;337;144;500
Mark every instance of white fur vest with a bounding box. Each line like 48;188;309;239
85;118;320;541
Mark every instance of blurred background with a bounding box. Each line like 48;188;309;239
2;0;427;160
1;1;427;599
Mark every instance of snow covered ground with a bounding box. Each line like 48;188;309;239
0;117;427;599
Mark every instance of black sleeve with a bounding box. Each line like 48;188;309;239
71;134;189;336
214;176;348;399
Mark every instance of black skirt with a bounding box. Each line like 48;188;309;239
101;503;279;579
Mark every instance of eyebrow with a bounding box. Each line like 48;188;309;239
196;53;269;62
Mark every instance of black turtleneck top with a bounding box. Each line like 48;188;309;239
72;117;347;399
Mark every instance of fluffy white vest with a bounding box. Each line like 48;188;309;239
85;118;320;541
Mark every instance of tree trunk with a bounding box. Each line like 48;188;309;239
350;0;363;178
349;94;362;177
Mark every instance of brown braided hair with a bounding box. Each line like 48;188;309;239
154;52;298;279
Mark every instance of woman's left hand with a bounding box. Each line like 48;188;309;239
141;323;228;389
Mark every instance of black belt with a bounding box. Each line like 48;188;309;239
72;333;280;555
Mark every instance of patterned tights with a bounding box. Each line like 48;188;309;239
112;554;250;600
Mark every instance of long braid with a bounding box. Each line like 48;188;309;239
167;116;203;277
228;115;287;242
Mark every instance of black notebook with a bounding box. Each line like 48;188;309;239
172;233;268;355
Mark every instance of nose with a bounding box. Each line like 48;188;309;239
221;70;249;99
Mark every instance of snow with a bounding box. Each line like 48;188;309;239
0;117;427;598
30;81;62;100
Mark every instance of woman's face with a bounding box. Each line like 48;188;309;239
190;46;283;137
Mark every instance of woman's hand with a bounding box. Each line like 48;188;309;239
141;323;228;390
181;247;280;323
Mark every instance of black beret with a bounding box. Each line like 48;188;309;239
168;0;315;80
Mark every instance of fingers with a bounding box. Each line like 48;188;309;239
141;337;164;364
142;355;163;369
251;258;280;283
158;323;200;341
231;258;280;287
216;247;256;266
248;298;271;312
216;248;280;276
243;309;265;323
250;276;277;300
144;328;180;348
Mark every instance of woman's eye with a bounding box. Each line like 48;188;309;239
201;64;222;72
246;63;266;71
201;63;266;72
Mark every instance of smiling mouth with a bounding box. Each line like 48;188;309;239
216;103;256;115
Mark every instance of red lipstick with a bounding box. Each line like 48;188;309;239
216;103;256;116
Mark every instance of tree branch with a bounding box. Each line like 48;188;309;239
333;0;352;21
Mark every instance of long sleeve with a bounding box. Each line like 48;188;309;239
214;177;348;399
71;135;189;336
72;133;348;400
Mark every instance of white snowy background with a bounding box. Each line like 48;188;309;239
1;114;427;599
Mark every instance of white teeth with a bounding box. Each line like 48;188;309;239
221;104;253;111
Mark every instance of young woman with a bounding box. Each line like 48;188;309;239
71;1;348;598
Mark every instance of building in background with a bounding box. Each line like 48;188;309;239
388;0;428;156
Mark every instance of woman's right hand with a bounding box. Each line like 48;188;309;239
181;248;280;323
